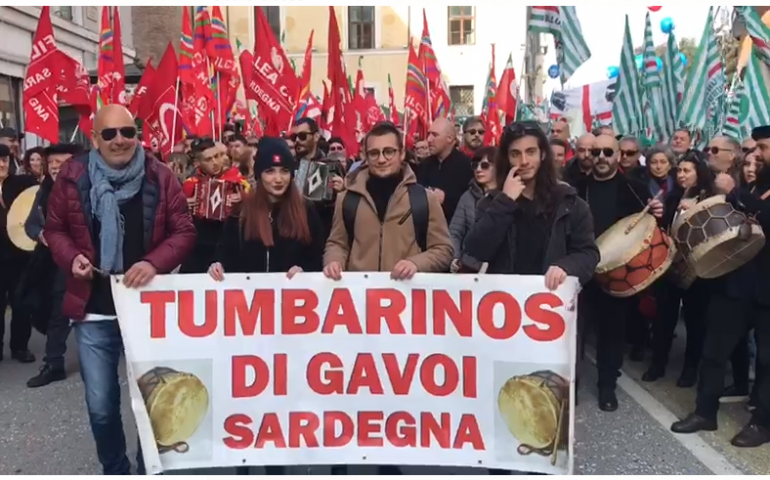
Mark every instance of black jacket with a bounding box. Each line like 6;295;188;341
576;173;652;230
562;158;590;188
460;183;600;286
216;200;325;274
415;148;474;223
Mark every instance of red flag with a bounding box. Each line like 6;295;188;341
129;59;156;120
481;45;502;147
496;52;518;125
419;10;451;120
210;6;240;129
404;41;428;148
352;57;369;138
320;80;331;134
56;51;93;135
144;43;184;158
365;91;386;127
96;7;115;106
250;6;298;134
192;7;214;136
178;8;197;135
387;74;399;125
112;6;126;105
237;43;254;99
327;7;357;153
23;6;59;143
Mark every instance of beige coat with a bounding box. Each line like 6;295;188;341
324;165;453;273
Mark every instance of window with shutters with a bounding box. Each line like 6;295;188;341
255;6;281;40
348;6;375;50
450;85;474;116
0;76;21;134
447;6;475;46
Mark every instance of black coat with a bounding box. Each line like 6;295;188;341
415;148;474;223
575;172;653;227
460;183;600;286
216;200;326;274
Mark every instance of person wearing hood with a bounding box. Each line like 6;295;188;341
448;146;497;269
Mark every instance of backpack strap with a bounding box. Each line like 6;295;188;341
342;191;362;251
407;184;429;252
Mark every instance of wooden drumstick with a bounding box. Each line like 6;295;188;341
624;190;664;234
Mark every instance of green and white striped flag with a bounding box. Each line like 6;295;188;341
611;15;643;136
641;12;665;143
660;32;685;141
528;6;591;83
678;7;724;148
722;75;745;141
742;45;770;134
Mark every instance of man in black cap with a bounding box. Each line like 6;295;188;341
0;127;23;175
671;124;770;448
0;143;38;362
22;143;83;386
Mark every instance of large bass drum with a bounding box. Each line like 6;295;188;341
595;213;676;297
7;185;40;251
671;195;765;279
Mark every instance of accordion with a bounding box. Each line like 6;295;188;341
295;158;345;202
192;178;239;221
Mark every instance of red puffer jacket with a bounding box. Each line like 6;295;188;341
45;152;196;320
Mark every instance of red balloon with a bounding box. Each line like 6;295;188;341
648;6;662;12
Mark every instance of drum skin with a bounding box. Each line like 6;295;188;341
497;371;568;451
7;185;40;252
137;367;209;449
595;214;676;297
672;195;765;279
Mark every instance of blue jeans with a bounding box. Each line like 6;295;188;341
74;321;133;475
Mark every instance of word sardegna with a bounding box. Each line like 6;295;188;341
139;283;568;451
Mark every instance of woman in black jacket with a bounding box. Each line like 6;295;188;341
643;152;716;387
209;137;325;282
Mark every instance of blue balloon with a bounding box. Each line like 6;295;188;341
678;52;687;67
660;17;675;34
548;64;560;79
656;57;663;71
607;65;620;79
635;54;644;70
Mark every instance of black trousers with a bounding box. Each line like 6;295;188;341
43;270;70;369
650;279;708;370
580;281;630;389
0;258;32;352
626;296;648;349
695;294;770;427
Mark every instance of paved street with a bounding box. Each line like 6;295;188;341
0;320;767;475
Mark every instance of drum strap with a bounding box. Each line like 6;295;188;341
761;189;770;201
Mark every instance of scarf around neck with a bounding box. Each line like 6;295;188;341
88;147;146;273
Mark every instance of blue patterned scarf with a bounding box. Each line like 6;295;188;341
88;147;146;273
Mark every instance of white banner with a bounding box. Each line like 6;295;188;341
550;79;615;134
113;273;579;475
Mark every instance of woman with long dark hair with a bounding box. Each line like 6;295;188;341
208;137;325;282
643;152;716;387
23;146;46;183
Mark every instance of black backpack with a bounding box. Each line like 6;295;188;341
342;184;429;253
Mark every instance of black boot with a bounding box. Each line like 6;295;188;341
629;345;645;362
598;387;618;412
642;365;665;382
730;423;770;448
27;364;67;388
11;349;36;363
676;366;697;388
671;413;717;434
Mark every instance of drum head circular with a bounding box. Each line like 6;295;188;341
7;185;40;252
596;213;656;273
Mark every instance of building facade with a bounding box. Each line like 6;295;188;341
223;5;544;116
0;6;136;144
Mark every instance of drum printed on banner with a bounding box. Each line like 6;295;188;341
138;287;567;453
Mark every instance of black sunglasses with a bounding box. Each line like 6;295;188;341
98;126;137;141
466;129;485;136
591;148;615;158
742;146;757;154
620;149;638;157
706;146;730;155
472;160;492;171
290;131;312;142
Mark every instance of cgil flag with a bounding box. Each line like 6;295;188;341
528;6;591;83
611;15;643;136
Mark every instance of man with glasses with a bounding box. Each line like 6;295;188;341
460;116;485;157
576;134;663;413
706;136;740;174
618;136;642;171
44;105;196;474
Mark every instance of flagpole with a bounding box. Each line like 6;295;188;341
171;76;181;148
216;71;223;137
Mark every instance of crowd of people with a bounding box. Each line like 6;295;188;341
1;104;769;475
